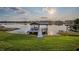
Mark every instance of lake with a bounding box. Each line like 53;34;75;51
1;24;66;35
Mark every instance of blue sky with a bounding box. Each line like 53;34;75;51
0;7;79;21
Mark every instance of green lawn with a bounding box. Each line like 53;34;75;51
0;31;79;51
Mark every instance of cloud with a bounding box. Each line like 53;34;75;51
9;7;28;14
0;7;31;16
0;7;31;21
42;7;56;15
0;7;79;21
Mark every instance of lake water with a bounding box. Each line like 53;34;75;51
1;24;66;35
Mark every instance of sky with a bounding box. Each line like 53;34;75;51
0;7;79;21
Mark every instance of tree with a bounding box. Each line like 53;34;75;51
55;21;63;26
73;18;79;32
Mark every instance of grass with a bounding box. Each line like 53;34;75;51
0;31;79;51
59;31;79;36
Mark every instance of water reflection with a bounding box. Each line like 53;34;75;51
1;24;66;35
37;26;43;37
